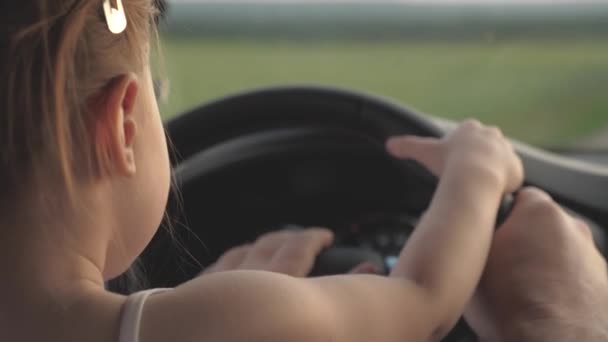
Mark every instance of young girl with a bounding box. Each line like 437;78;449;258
0;1;523;341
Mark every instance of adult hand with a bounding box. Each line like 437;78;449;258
465;187;608;341
203;228;379;277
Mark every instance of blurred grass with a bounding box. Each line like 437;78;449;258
158;37;608;147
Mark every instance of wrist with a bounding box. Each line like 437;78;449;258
445;157;505;194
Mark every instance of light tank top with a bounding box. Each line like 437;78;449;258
118;289;171;342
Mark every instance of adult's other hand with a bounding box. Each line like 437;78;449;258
465;187;608;341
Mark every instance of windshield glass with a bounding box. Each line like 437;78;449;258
158;0;608;148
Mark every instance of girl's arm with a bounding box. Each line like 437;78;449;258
390;160;505;338
141;120;523;342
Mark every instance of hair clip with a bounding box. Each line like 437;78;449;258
103;0;127;34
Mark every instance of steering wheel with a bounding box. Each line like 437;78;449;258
139;85;516;341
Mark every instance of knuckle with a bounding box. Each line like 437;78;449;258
283;245;310;260
489;126;504;138
487;136;504;151
462;118;482;128
526;197;564;223
575;218;594;238
518;187;551;203
293;232;320;251
270;258;304;275
251;246;274;260
226;244;251;256
477;137;506;160
252;235;283;258
527;194;557;212
454;120;481;136
508;159;525;188
277;244;312;266
506;192;576;247
515;188;568;223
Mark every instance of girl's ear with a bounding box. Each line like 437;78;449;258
95;73;140;177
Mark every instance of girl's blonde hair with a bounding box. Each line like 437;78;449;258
0;0;163;214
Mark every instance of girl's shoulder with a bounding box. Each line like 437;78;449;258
134;271;331;342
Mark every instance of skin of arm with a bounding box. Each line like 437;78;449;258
141;121;523;342
391;162;504;338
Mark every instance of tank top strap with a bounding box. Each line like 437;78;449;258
119;288;171;342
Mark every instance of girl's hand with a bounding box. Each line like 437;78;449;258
385;120;524;338
203;228;379;277
387;119;524;194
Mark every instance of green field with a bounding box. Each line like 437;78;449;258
159;37;608;147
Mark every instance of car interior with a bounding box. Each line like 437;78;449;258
98;0;608;340
108;85;608;341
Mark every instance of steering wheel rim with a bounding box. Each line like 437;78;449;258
144;85;479;341
165;85;444;163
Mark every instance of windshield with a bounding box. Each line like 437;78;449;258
158;0;608;148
